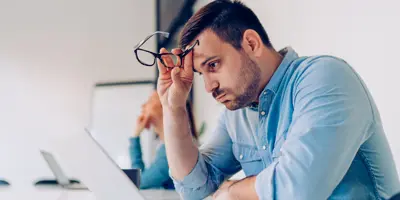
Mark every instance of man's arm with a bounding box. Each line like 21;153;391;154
156;48;241;199
163;107;199;180
228;176;258;200
218;57;374;200
155;48;199;181
169;109;242;200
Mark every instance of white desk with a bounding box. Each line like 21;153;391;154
0;186;181;200
0;186;95;200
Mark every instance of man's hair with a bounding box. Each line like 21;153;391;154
179;0;272;50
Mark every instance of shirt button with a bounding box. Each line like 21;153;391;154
239;154;243;160
262;145;267;150
263;91;267;95
261;111;266;116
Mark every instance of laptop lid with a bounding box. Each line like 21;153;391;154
76;128;146;200
40;150;70;186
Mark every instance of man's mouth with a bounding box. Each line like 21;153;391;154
215;94;226;102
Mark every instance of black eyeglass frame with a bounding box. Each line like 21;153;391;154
133;31;199;69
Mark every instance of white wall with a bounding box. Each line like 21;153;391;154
0;0;155;187
194;0;400;175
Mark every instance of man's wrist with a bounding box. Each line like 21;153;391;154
163;106;187;118
162;105;192;139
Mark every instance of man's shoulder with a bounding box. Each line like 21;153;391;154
292;55;351;76
286;55;353;90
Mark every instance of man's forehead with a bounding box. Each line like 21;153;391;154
192;40;224;59
192;51;206;72
193;51;208;58
193;48;218;64
192;30;224;51
190;30;226;69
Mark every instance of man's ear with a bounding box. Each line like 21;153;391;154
242;29;263;57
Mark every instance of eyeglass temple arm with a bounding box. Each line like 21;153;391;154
134;31;170;49
180;40;199;57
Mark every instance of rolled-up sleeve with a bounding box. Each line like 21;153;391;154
255;57;374;200
170;110;241;200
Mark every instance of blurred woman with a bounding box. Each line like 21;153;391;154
129;91;198;189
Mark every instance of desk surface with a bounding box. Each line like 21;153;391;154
0;186;182;200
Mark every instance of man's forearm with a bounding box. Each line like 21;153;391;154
229;176;259;200
163;107;199;181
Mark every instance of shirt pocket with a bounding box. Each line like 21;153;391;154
232;143;264;176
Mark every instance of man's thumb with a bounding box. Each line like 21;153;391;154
171;67;182;85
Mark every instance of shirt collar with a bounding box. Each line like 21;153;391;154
248;47;298;111
264;46;298;94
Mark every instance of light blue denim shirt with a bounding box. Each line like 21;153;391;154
171;47;400;200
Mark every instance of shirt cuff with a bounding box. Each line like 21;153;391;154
169;152;208;189
255;161;278;200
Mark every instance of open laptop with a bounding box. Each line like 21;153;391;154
39;150;89;190
58;128;179;200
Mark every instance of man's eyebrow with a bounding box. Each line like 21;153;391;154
193;56;218;73
201;56;218;66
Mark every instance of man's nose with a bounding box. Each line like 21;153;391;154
204;76;218;93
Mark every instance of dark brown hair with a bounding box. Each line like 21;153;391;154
179;0;272;50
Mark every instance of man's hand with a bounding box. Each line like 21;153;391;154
156;48;194;110
214;177;259;200
212;180;238;200
155;46;198;182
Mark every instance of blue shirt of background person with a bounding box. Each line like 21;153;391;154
129;91;198;190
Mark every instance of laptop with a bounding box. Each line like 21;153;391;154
53;128;179;200
40;150;89;190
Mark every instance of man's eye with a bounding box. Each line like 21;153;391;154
209;61;219;68
208;61;220;73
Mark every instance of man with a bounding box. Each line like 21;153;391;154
156;0;400;199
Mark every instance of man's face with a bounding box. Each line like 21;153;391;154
192;30;261;110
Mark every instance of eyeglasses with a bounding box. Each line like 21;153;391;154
133;31;199;69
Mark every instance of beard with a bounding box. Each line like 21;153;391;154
214;51;261;110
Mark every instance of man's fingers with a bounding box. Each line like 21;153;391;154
171;67;182;86
172;48;183;67
160;48;175;68
171;48;183;55
183;50;194;73
156;48;169;74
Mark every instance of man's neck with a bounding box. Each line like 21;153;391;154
256;48;283;100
